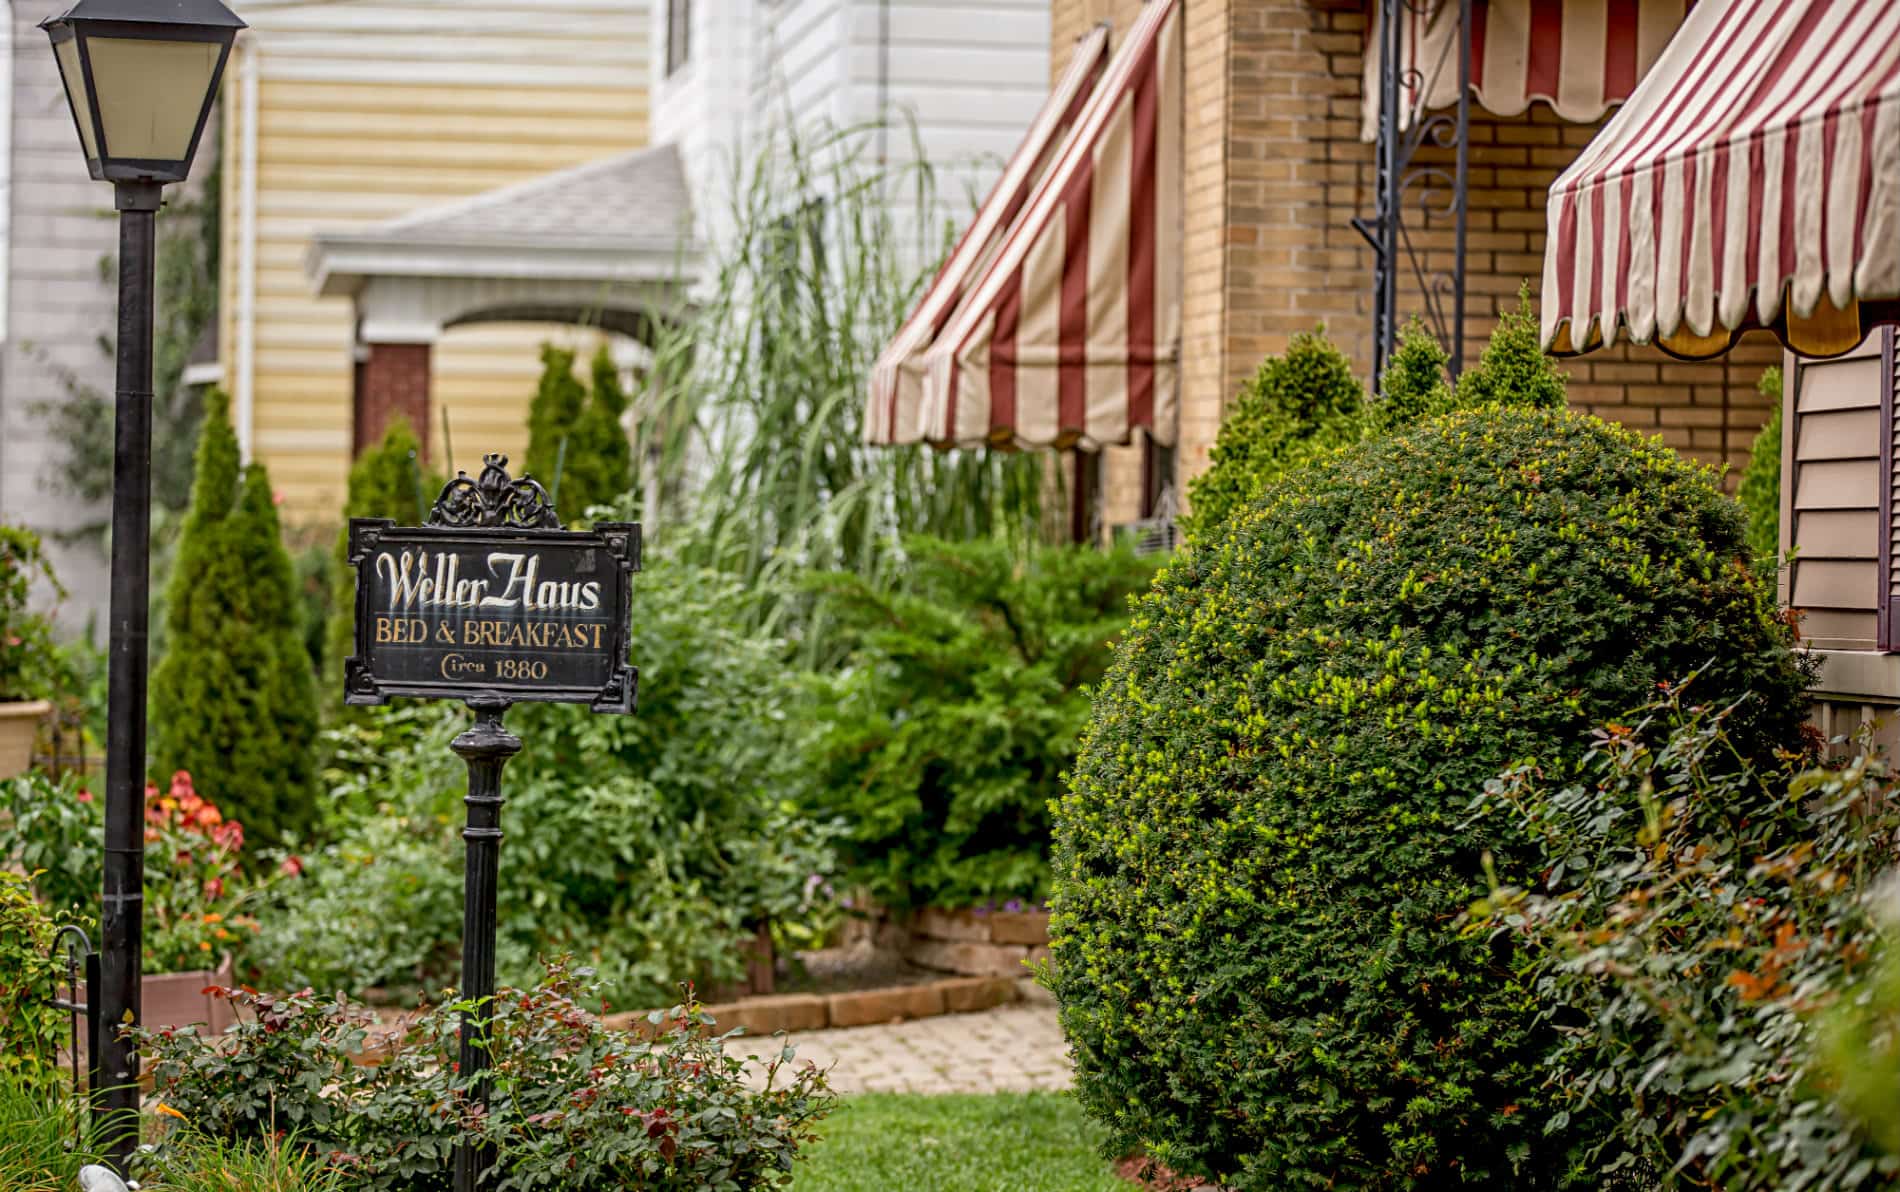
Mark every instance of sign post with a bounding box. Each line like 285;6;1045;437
345;454;639;1191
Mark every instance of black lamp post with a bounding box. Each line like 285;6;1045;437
41;0;244;1172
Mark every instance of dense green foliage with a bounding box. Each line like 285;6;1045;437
258;562;837;1006
0;873;63;1086
798;1094;1127;1192
321;419;437;708
150;393;319;847
1477;695;1897;1189
1739;367;1784;563
137;961;834;1190
1452;292;1569;412
0;524;69;702
1372;319;1457;434
1180;330;1365;542
1050;405;1811;1189
801;536;1157;910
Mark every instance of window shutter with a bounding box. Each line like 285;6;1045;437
1784;333;1886;652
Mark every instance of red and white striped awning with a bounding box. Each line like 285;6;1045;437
1361;0;1686;142
865;25;1111;445
868;0;1183;452
1542;0;1900;359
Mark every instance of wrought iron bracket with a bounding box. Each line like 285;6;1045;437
430;453;560;529
1357;0;1471;394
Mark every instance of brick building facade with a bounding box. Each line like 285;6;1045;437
1060;0;1780;529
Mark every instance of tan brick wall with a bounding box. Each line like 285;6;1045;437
1057;0;1779;528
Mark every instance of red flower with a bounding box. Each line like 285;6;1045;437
203;878;224;900
170;771;194;800
77;789;93;803
280;855;304;877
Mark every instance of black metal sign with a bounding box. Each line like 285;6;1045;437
344;456;640;713
342;453;641;1192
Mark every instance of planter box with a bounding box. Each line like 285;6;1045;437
904;907;1052;977
83;957;238;1040
0;700;51;779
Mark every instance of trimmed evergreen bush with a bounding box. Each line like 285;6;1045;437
1453;290;1569;412
150;392;319;847
800;536;1159;910
1181;329;1365;542
1372;319;1456;434
320;418;437;709
1738;367;1783;563
1050;405;1810;1189
524;343;633;520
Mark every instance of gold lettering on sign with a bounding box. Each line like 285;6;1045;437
375;549;601;613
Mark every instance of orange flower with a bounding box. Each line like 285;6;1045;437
198;941;212;952
202;913;223;925
154;1103;187;1122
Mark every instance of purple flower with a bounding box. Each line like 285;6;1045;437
1004;899;1025;913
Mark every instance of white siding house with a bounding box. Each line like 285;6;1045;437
654;0;1051;261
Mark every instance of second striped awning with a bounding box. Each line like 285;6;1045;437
915;0;1183;451
1360;0;1686;141
1541;0;1900;359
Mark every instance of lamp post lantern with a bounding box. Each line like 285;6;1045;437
41;0;244;1172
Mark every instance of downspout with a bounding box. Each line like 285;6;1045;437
235;37;258;459
876;0;889;164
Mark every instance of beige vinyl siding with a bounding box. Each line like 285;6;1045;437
220;3;649;522
1786;338;1886;651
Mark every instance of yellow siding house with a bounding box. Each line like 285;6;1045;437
218;0;652;520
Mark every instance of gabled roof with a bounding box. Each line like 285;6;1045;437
310;143;698;297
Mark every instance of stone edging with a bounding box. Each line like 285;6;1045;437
603;974;1026;1038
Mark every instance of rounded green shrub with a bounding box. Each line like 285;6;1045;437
1181;329;1365;542
1049;405;1811;1190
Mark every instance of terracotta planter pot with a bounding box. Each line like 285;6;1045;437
0;699;50;779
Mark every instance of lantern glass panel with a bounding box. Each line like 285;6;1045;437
86;36;220;163
52;36;96;160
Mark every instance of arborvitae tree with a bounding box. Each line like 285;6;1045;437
1372;319;1456;434
321;418;436;706
556;346;633;521
1182;328;1366;542
1453;286;1569;411
524;345;587;513
150;391;319;847
1738;367;1784;564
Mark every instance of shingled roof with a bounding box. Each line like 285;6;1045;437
310;143;697;296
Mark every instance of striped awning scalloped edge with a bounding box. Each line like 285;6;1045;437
1360;0;1685;143
1542;0;1900;360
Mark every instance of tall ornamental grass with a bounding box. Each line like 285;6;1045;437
631;121;1048;664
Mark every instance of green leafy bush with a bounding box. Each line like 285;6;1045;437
1371;319;1456;435
1476;694;1897;1189
138;959;835;1191
0;524;71;703
801;536;1158;910
1049;405;1811;1189
0;872;64;1085
259;562;838;1007
150;392;319;846
1739;367;1784;563
1181;329;1365;541
1452;290;1570;412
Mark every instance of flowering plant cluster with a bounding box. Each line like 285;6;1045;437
137;958;836;1191
0;770;277;974
141;770;273;973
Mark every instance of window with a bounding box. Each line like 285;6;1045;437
666;0;691;76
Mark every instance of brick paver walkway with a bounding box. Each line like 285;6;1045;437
723;1000;1073;1094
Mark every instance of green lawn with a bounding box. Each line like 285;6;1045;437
796;1092;1131;1192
